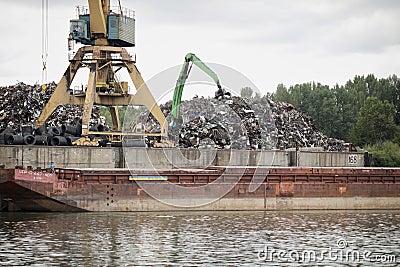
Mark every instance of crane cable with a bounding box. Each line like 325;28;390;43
41;0;49;91
118;0;123;16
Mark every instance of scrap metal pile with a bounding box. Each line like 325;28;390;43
266;97;350;151
0;83;108;146
142;94;350;151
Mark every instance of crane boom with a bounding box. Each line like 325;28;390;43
171;53;222;118
88;0;109;45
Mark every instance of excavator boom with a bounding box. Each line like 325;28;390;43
171;53;222;118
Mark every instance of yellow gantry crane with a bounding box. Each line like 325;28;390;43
37;0;167;144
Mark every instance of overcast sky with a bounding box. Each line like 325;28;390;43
1;0;399;95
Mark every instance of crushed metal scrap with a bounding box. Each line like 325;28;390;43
0;82;107;130
0;82;351;151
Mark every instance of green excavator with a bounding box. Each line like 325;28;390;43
171;53;226;120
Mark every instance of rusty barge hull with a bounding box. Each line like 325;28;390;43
1;167;400;211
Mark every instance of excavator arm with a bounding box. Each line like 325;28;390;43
171;53;222;118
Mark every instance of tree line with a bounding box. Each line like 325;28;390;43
266;74;400;166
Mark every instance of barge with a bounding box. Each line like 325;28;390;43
1;166;399;211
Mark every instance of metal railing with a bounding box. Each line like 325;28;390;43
76;5;135;19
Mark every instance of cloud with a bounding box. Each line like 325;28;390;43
9;0;86;9
213;0;400;55
1;0;399;92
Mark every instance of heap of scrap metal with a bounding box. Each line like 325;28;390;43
0;82;54;129
264;97;349;151
178;116;231;149
141;94;350;151
141;95;265;149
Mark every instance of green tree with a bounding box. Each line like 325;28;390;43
350;97;397;146
100;106;134;128
273;84;290;103
99;107;112;125
392;129;400;146
333;84;355;140
240;87;253;98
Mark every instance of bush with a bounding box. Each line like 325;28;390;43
365;142;400;167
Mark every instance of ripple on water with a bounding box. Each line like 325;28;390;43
0;211;399;266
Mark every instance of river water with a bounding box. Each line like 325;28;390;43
0;211;399;266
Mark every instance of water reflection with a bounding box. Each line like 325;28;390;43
0;211;399;266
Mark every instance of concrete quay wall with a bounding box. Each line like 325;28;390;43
0;145;366;169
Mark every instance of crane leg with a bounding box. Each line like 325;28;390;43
81;64;97;136
36;54;82;127
36;77;70;126
110;106;120;131
127;62;168;137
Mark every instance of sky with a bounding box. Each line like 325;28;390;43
1;0;400;96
